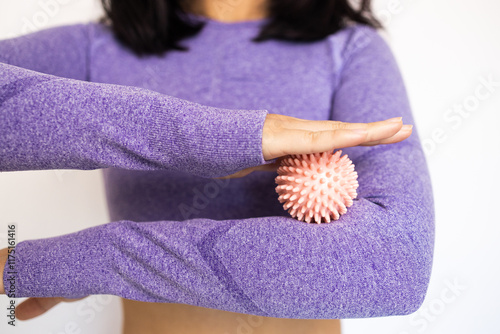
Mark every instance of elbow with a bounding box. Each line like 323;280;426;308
402;198;435;316
346;235;434;318
378;202;435;316
336;197;434;319
341;195;435;318
391;254;433;316
365;243;434;318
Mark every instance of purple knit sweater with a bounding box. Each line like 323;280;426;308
0;14;435;319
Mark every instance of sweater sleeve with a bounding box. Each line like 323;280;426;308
0;23;91;80
2;25;434;319
0;24;269;177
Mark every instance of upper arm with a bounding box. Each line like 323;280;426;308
324;24;435;313
329;24;434;204
0;23;91;81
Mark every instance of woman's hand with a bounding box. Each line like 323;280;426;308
218;114;412;179
262;114;411;160
14;296;86;321
1;247;85;321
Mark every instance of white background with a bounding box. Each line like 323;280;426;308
0;0;499;333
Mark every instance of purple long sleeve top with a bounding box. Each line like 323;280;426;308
0;14;435;319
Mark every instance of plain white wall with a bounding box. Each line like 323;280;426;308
0;0;499;333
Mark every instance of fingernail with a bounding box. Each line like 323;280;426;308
387;117;403;123
403;124;413;130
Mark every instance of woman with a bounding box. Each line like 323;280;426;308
0;0;434;333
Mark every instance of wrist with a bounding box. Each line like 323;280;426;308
149;98;269;177
9;225;115;298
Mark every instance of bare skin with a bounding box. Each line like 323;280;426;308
0;1;414;333
187;0;269;22
121;300;341;334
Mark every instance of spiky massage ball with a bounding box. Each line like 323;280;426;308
275;150;359;224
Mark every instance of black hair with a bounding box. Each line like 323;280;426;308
100;0;383;56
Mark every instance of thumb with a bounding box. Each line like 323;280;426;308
216;159;282;179
16;297;85;321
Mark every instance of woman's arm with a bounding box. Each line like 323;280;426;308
1;25;434;319
0;23;270;177
0;24;407;178
2;198;432;320
0;62;268;177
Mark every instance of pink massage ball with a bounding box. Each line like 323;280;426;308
275;150;359;224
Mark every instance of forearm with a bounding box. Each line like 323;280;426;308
3;185;433;319
0;63;268;177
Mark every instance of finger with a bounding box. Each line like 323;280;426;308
262;115;408;160
256;162;281;172
215;170;246;179
361;124;413;146
246;161;281;174
269;128;369;158
215;161;281;179
355;119;403;143
277;115;404;132
268;120;405;158
215;166;257;179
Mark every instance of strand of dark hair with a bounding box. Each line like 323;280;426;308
100;0;383;56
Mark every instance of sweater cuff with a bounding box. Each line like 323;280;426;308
2;225;116;298
148;98;269;178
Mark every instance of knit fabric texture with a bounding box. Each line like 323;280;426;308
0;14;435;319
